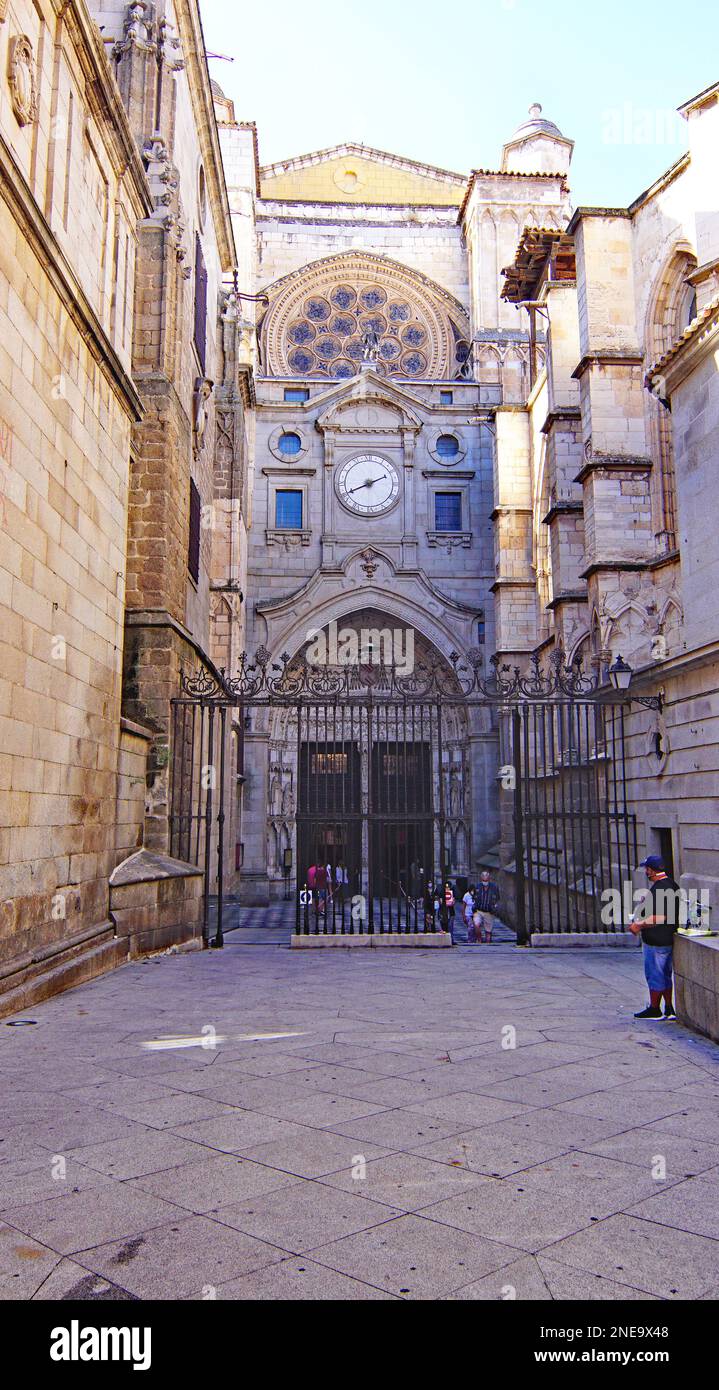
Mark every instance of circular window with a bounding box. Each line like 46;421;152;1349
334;168;361;193
278;432;302;457
436;434;459;459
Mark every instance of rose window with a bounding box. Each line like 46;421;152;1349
276;283;441;380
263;255;472;380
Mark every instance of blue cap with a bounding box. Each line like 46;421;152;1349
639;855;665;871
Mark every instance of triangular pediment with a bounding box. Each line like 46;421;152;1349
259;142;467;207
315;368;423;431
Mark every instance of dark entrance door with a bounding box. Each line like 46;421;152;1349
297;736;362;899
294;699;444;933
370;738;433;914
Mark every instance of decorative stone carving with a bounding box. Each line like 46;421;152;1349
427;530;472;554
192;378;214;456
113;2;154;59
0;0;8;22
359;549;379;579
158;18;184;72
8;35;38;126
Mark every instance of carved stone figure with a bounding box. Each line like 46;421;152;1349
192;378;213;455
361;327;380;362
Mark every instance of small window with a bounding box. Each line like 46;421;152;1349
435;492;462;532
440;390;453;405
436;433;459;459
275;490;303;529
188;477;201;582
278;432;302;457
284;387;309;402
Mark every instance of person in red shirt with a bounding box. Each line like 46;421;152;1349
315;861;328;913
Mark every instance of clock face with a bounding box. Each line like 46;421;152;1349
336;454;400;516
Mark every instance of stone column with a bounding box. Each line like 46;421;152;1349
401;426;417;569
570;211;653;623
542;279;587;652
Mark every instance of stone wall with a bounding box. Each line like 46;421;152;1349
0;0;151;1004
674;935;719;1043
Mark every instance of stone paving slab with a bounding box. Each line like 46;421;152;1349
319;1152;495;1212
75;1216;288;1300
308;1211;520;1298
0;1155;115;1214
0;942;717;1300
2;1184;185;1257
128;1153;302;1214
625;1176;719;1241
212;1180;400;1253
233;1129;391;1180
544;1214;719;1299
583;1127;719;1179
421;1180;615;1253
210;1254;399;1299
29;1258;140;1301
167;1111;312;1154
442;1254;659;1301
65;1129;212;1181
553;1088;695;1127
0;1224;66;1300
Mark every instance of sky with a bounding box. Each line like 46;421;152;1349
200;0;718;207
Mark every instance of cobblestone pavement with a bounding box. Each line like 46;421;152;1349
1;938;718;1301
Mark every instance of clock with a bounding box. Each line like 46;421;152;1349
336;454;400;516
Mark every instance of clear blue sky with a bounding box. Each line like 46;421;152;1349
200;0;718;207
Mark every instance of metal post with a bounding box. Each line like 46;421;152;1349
512;705;529;946
212;704;226;948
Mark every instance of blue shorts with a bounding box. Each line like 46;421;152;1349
643;943;673;991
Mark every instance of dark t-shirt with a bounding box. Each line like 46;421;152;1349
636;875;682;946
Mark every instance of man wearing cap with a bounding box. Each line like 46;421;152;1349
629;856;683;1020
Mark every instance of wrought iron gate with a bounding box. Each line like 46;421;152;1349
169;650;648;946
294;696;450;935
511;698;638;936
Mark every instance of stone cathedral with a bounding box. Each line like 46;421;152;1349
211;81;719;913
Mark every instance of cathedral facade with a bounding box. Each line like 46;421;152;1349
213;100;568;904
214;86;719;915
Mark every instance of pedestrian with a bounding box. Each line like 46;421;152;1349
462;884;476;941
473;869;500;943
439;881;456;943
424;881;436;931
314;859;328;914
335;860;349;904
629;855;682;1019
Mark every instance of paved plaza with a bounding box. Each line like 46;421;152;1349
1;935;718;1301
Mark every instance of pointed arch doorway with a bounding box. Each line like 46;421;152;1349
265;611;477;932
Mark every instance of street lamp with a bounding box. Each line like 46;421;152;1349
608;654;663;710
609;654;632;692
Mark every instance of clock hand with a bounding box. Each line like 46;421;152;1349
348;476;383;493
